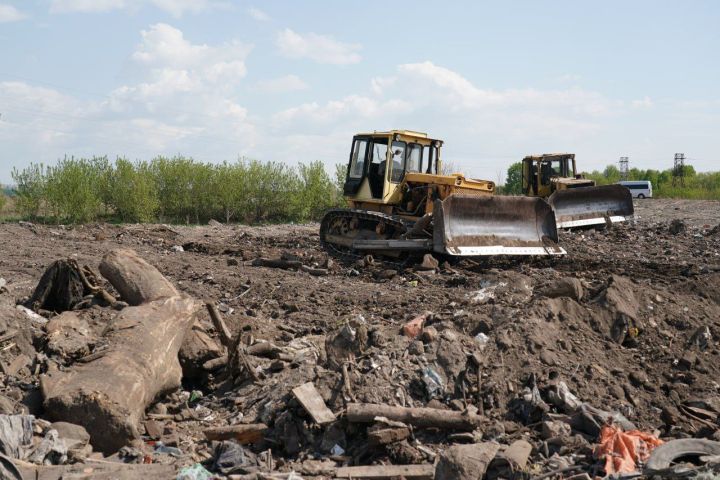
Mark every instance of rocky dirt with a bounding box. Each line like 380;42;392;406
0;198;720;479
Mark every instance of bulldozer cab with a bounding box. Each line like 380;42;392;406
343;130;441;203
521;153;576;197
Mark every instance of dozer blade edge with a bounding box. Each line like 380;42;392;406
433;195;565;256
548;184;634;229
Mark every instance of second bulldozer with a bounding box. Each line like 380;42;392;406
521;153;634;228
320;130;564;260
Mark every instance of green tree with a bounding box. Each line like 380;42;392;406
503;162;523;195
108;158;159;222
150;156;197;223
44;157;103;223
335;163;348;194
213;160;248;224
11;163;47;218
292;161;337;221
602;165;621;183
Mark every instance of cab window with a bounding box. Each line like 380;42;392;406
349;139;367;179
540;158;569;180
406;143;423;173
390;141;406;182
371;139;388;168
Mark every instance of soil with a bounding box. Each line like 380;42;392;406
1;197;720;478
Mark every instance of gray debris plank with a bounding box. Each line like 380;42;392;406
335;464;435;479
292;382;336;425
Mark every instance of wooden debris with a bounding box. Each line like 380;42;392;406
299;265;328;276
41;296;200;454
203;355;228;371
342;362;357;402
203;423;268;443
292;382;336;425
16;461;176;480
247;341;281;358
5;354;30;377
98;249;178;306
26;259;86;311
206;302;233;349
335;464;435;479
347;402;481;431
367;426;411;446
0;330;18;344
251;258;302;270
228;339;260;381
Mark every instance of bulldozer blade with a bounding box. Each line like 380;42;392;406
548;184;634;229
433;195;565;256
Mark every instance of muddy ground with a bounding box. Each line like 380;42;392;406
1;198;720;478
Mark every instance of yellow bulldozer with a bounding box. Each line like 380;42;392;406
521;153;634;228
320;130;565;259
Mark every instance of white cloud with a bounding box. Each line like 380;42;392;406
49;0;220;16
393;61;618;116
0;81;85;149
557;73;582;82
370;76;396;95
0;24;257;168
0;4;27;22
276;28;361;65
130;23;251;80
273;95;411;125
247;7;269;21
268;61;629;179
631;96;653;109
254;75;308;93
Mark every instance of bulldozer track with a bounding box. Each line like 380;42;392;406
319;209;414;267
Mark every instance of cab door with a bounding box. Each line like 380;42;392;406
343;137;369;195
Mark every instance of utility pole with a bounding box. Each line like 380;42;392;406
619;157;629;181
672;153;685;187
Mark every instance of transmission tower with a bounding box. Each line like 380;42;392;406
672;153;685;187
619;157;629;181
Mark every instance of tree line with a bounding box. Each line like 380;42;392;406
502;162;720;199
5;156;347;224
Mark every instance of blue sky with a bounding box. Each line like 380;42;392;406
0;1;718;184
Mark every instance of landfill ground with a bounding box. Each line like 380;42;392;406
1;197;720;479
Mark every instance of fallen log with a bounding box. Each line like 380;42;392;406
346;403;481;431
251;258;302;270
100;248;221;380
98;249;177;305
41;296;201;454
203;423;268;443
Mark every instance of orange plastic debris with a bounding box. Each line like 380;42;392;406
596;424;664;474
402;314;426;338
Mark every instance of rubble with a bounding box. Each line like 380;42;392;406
0;198;717;477
435;443;499;480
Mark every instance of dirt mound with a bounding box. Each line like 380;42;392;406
0;199;719;477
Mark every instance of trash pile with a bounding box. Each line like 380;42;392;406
0;198;719;479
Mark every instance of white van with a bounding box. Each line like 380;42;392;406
618;180;653;199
